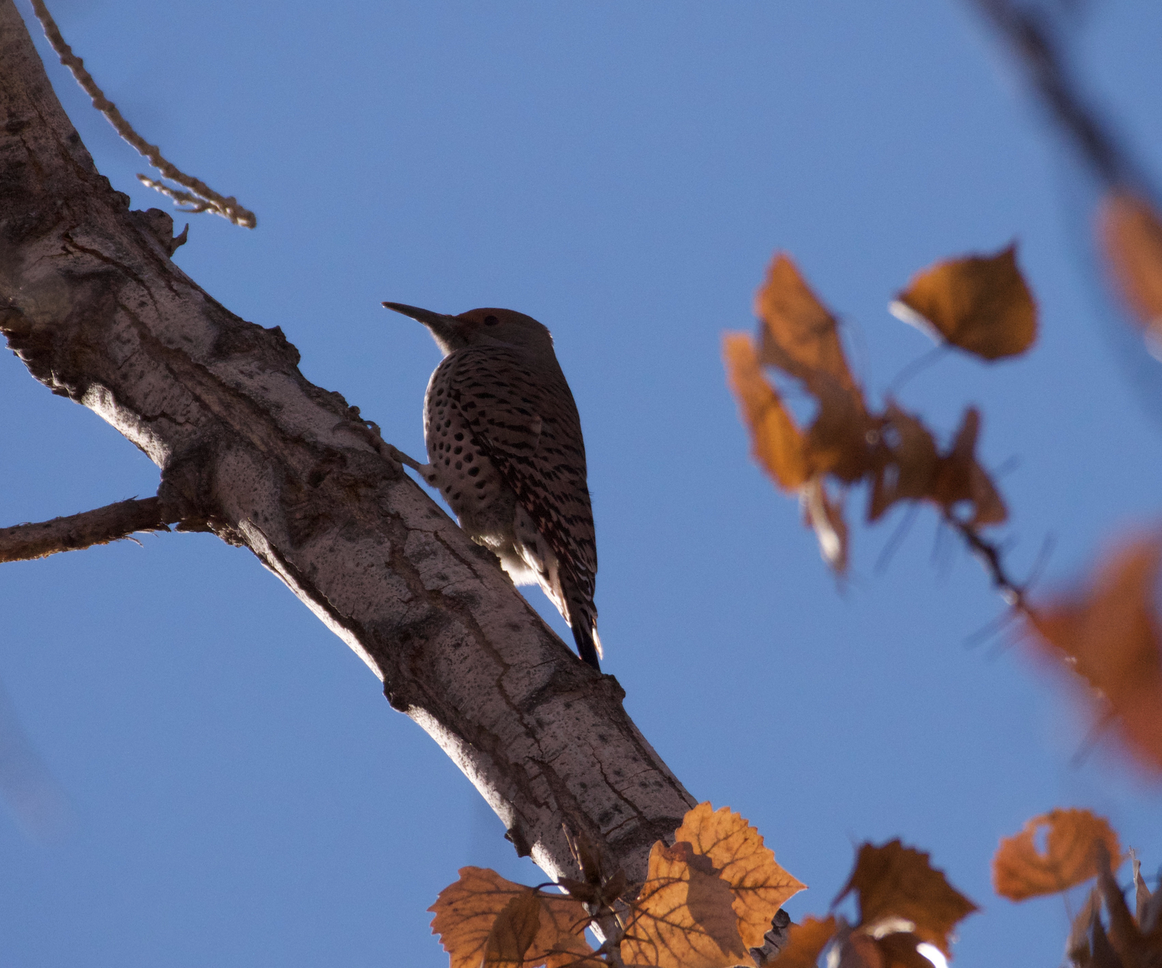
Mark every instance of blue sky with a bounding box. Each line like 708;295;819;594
2;1;1160;965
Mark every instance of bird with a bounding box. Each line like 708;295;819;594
382;302;602;671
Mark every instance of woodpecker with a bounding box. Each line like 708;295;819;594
383;302;602;671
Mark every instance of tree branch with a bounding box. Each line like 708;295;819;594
0;0;695;905
0;496;183;563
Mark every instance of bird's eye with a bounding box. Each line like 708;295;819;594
484;315;499;326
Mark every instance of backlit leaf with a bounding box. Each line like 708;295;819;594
1098;191;1162;351
430;867;595;968
674;803;806;949
769;916;839;968
892;245;1037;360
756;253;860;394
723;334;810;490
992;809;1122;901
1028;534;1162;774
623;841;749;968
834;840;978;957
931;407;1007;527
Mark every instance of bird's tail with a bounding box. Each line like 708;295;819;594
568;597;602;672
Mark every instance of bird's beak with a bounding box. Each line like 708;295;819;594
382;302;450;328
382;301;463;354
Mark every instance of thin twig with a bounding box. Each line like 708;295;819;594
0;497;182;563
944;511;1037;618
29;0;256;228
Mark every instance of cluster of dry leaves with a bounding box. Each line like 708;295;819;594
429;802;1157;968
993;808;1161;968
724;235;1162;778
430;803;804;968
723;246;1031;574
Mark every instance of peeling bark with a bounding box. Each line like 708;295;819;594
0;0;694;896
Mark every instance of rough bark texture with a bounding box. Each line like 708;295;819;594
0;0;694;891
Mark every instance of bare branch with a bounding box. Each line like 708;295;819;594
0;496;183;563
28;0;257;228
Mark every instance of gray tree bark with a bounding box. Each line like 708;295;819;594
0;0;695;897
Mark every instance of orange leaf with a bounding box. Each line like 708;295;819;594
892;245;1038;360
723;333;810;490
756;253;860;395
430;868;595;968
868;403;939;522
834;840;978;957
484;892;542;968
803;475;849;574
1098;191;1162;348
930;407;1007;527
992;809;1122;901
1028;534;1162;774
871;931;944;968
623;841;749;968
673;803;807;949
768;916;839;968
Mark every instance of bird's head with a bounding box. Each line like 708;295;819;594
382;303;555;357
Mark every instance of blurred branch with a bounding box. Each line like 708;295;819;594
967;0;1147;192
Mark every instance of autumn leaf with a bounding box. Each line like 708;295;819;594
868;403;940;522
992;809;1122;901
768;916;839;968
1027;533;1162;774
723;334;810;490
430;867;595;968
1098;190;1162;349
834;840;978;957
622;840;750;968
1094;846;1162;968
483;892;543;968
673;802;806;949
930;407;1007;527
756;253;861;395
892;245;1037;360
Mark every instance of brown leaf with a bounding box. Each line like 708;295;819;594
868;404;940;522
674;803;807;949
756;253;860;395
931;407;1007;527
892;245;1038;360
623;840;749;968
484;892;542;968
430;868;595;968
1028;534;1162;774
992;809;1122;901
834;840;978;957
769;916;839;968
1067;886;1103;967
1098;191;1162;347
871;932;942;968
1095;851;1162;968
723;334;810;491
803;475;849;574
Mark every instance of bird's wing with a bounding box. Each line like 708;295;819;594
445;348;597;587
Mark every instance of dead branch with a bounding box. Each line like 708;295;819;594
28;0;257;228
0;496;185;563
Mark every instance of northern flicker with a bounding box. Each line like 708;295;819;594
382;302;602;671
